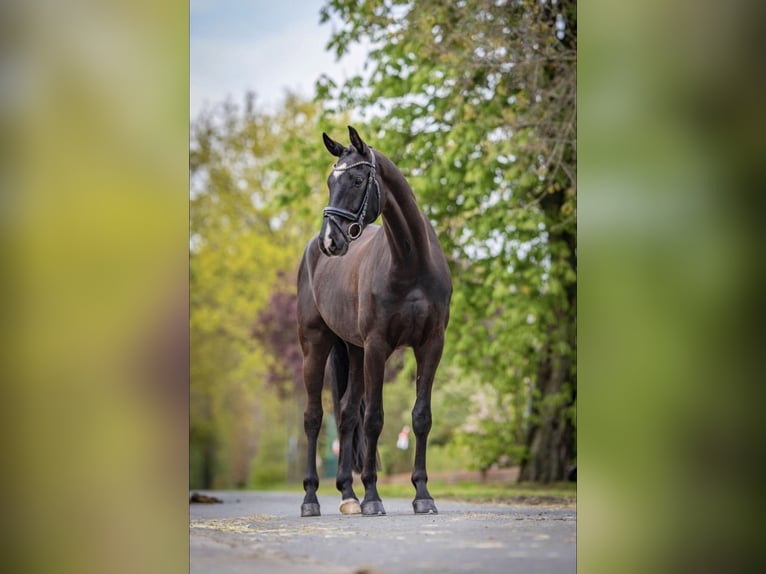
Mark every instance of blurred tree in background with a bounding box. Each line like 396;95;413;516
316;0;576;481
189;0;576;487
190;94;331;488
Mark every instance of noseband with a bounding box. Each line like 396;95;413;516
323;149;381;241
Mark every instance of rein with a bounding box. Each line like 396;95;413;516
323;149;381;241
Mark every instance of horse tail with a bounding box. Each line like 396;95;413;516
328;339;370;474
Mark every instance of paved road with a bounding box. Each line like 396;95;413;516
190;491;576;574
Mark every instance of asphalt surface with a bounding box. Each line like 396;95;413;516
190;491;576;573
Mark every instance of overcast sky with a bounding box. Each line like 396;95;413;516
190;0;368;118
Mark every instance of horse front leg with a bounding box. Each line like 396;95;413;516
300;340;331;517
411;334;445;514
360;339;389;516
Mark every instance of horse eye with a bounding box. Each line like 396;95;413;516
354;177;364;186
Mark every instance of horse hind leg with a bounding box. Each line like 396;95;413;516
334;342;364;515
411;336;445;515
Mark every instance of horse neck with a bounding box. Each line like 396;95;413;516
375;152;432;269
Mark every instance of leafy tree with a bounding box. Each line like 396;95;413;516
317;0;576;481
251;272;303;401
250;272;308;483
190;93;331;488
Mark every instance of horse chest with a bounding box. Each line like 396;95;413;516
374;288;435;347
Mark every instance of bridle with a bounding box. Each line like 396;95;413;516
323;149;381;241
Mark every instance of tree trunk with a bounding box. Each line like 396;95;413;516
519;203;576;483
518;350;575;481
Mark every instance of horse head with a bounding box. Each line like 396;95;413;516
318;126;382;256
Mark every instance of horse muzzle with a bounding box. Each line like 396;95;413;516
319;220;349;257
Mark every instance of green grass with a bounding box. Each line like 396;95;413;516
378;481;576;505
249;479;576;505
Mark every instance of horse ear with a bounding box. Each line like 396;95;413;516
347;125;368;155
322;132;345;158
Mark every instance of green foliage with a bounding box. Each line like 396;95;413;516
319;0;577;478
189;93;331;489
379;366;417;476
249;410;288;487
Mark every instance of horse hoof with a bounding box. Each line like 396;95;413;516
413;498;438;514
301;502;321;517
339;498;362;515
361;500;386;516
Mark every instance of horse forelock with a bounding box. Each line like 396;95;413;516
331;161;348;180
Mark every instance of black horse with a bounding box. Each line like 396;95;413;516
297;126;452;516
